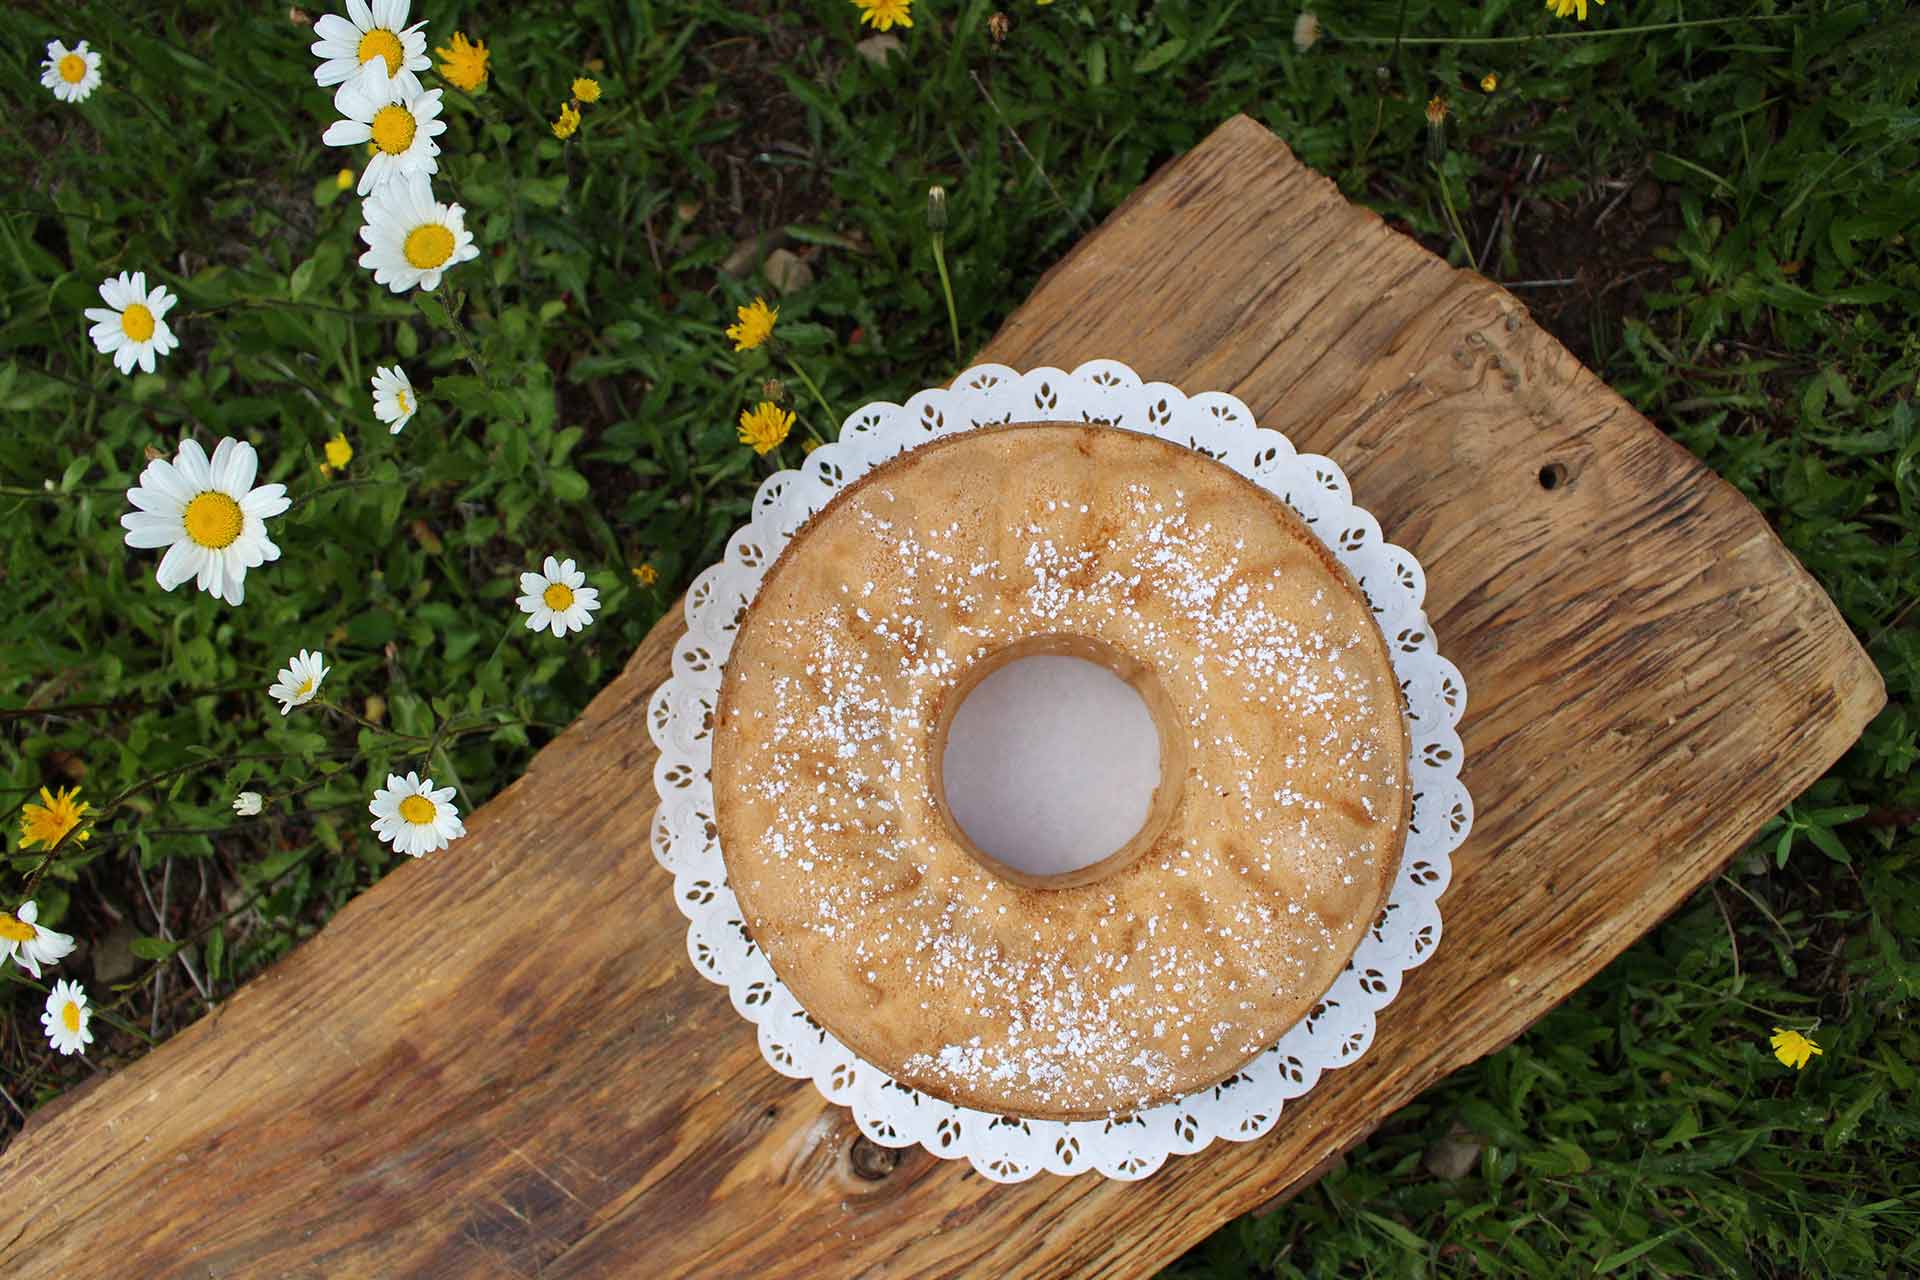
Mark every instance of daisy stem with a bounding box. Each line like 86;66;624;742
782;354;837;435
175;297;393;323
103;749;359;814
110;82;184;155
316;700;426;742
0;486;126;499
288;469;417;514
25;363;210;432
426;294;493;389
930;232;963;363
1335;14;1798;44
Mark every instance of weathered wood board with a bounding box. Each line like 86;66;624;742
0;115;1883;1278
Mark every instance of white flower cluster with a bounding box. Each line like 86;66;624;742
3;901;91;1058
313;1;478;294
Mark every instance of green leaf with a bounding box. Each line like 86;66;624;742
130;935;180;961
548;468;590;502
1086;42;1107;88
1133;38;1187;76
1806;823;1852;865
1357;1210;1428;1255
1595;1227;1690;1274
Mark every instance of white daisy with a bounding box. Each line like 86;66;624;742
2;901;77;980
322;61;445;196
517;556;601;637
310;0;430;99
268;649;331;714
233;791;264;817
371;364;418;433
41;980;94;1057
356;173;479;294
369;772;465;856
84;271;180;376
120;437;291;607
40;39;103;104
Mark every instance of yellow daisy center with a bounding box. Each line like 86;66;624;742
398;794;437;825
0;914;34;944
183;492;244;549
357;27;405;75
543;583;575;611
295;677;315;698
58;54;87;84
62;1001;82;1033
396;391;411;414
403;223;455;269
370;104;417;155
121;303;156;343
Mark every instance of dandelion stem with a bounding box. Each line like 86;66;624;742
930;232;963;363
783;355;838;434
1335;15;1797;44
1431;163;1480;272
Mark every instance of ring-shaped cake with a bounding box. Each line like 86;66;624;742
712;423;1409;1118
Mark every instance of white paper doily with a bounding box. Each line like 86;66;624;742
647;360;1471;1182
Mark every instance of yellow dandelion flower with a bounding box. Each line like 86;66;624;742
1769;1027;1823;1070
324;433;353;469
552;101;582;140
335;167;354;190
632;563;659;587
726;297;779;352
1481;73;1499;93
571;76;601;103
1425;94;1448;125
1544;0;1604;19
436;32;489;92
853;0;913;32
738;401;795;454
20;786;90;852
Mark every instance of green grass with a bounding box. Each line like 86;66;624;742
2;0;1916;1274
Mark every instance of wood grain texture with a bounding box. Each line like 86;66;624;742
0;115;1883;1279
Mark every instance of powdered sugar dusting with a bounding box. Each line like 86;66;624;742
715;427;1407;1116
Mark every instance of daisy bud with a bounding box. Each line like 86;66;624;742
927;185;948;235
1292;12;1320;51
233;791;264;817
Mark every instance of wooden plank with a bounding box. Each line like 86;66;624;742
0;114;1882;1279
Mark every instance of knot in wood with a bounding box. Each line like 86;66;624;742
848;1134;901;1181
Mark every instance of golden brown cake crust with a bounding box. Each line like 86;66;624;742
712;423;1408;1119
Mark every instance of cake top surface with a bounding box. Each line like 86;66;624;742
712;423;1408;1118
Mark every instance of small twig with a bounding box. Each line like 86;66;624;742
1502;277;1578;288
1477;195;1507;276
969;70;1088;233
0;1079;25;1121
1590;172;1641;234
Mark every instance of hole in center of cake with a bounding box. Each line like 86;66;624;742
937;639;1177;887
